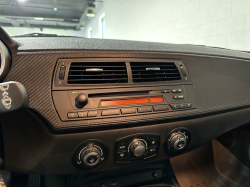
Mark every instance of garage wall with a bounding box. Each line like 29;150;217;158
84;0;250;51
3;27;84;37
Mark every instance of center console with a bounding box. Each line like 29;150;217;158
51;58;196;170
52;58;196;122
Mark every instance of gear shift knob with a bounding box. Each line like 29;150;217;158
0;81;28;113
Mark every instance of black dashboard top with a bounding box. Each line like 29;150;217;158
13;37;250;60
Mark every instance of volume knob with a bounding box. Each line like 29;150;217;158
75;93;88;108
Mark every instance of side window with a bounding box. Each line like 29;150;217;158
99;13;105;39
88;27;92;38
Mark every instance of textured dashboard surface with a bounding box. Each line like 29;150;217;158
14;37;250;59
4;46;250;131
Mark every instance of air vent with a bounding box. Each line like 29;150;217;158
68;62;128;84
130;62;181;83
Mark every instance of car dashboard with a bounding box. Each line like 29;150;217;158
0;28;250;186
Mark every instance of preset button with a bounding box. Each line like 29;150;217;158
153;105;169;111
173;95;184;99
78;111;88;118
121;108;137;114
102;109;120;116
88;111;98;117
67;112;78;118
138;106;152;113
172;89;182;93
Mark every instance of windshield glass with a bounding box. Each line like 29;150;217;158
1;0;249;51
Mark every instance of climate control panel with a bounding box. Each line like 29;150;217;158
115;134;160;162
73;130;191;169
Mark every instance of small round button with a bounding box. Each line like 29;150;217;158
152;172;158;178
83;151;100;167
111;181;118;186
86;154;98;165
176;140;186;149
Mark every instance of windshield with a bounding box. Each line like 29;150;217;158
1;0;249;51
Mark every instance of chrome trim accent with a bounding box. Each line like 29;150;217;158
146;67;160;71
86;68;103;72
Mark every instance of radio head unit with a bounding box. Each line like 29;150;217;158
52;58;196;122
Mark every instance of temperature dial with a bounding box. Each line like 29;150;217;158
128;139;148;158
130;140;147;157
167;129;190;153
81;146;101;167
75;140;107;168
170;133;187;150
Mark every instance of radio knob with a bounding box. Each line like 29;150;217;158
75;93;88;108
80;146;102;167
130;140;146;157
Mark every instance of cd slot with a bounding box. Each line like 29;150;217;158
88;91;149;98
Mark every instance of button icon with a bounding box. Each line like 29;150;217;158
179;104;185;108
119;145;125;149
184;103;192;108
86;155;98;165
150;148;156;152
177;141;185;149
170;104;180;110
161;90;170;93
117;152;129;161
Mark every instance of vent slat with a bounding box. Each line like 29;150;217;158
68;78;128;81
70;66;126;68
68;74;127;77
132;69;178;71
131;62;181;83
131;65;176;67
132;73;179;75
133;77;180;80
68;70;127;72
67;62;128;84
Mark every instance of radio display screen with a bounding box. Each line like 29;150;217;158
100;97;163;106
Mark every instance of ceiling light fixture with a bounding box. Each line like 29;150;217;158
86;13;95;17
86;9;95;17
18;0;27;2
34;17;44;20
87;3;95;17
54;7;57;11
